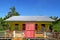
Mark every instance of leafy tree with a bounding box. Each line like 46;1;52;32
50;16;58;21
50;16;60;32
0;17;3;30
0;17;5;30
0;6;20;30
3;6;20;30
4;6;20;20
0;17;9;30
53;20;60;32
50;16;58;25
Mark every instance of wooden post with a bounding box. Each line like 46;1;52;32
5;31;6;38
13;30;15;38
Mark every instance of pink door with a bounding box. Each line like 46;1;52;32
24;31;35;38
24;22;35;38
25;22;35;30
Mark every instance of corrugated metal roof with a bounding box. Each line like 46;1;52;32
5;16;55;21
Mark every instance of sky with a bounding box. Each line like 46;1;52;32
0;0;60;18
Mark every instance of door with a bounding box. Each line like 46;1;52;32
25;31;35;38
24;22;35;38
25;22;35;30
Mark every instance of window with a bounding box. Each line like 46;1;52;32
41;24;45;27
15;24;19;30
22;24;25;30
49;25;53;32
35;24;38;30
41;24;45;32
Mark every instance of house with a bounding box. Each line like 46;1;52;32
5;16;54;40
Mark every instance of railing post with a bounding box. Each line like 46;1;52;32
5;31;6;38
13;30;15;38
44;32;48;40
44;32;47;38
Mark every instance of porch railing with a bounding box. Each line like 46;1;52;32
0;31;12;38
0;31;6;37
0;31;60;39
35;31;54;38
15;31;24;37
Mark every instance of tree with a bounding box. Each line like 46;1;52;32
3;6;20;30
50;16;59;25
0;17;6;30
50;16;60;32
49;16;58;32
50;16;58;21
53;19;60;32
4;6;20;20
0;17;3;30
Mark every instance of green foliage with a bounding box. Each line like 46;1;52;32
0;17;4;30
0;17;9;30
0;6;20;31
53;21;60;32
50;16;58;20
4;6;20;20
50;16;60;32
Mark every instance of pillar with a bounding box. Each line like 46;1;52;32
45;24;50;32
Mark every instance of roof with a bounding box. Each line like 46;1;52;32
5;16;55;21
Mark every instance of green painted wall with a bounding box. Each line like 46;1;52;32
8;21;52;31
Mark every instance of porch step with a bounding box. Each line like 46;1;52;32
35;34;44;38
12;38;23;40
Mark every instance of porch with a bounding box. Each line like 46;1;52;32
0;31;53;38
0;31;59;40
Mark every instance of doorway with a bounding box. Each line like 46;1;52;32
25;22;35;38
25;22;35;30
41;24;45;32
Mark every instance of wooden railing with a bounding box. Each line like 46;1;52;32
0;31;60;40
0;31;12;38
0;31;24;38
35;31;44;38
35;31;54;38
15;31;24;37
0;31;5;37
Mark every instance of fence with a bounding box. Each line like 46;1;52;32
0;31;12;38
0;31;60;40
0;31;6;37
